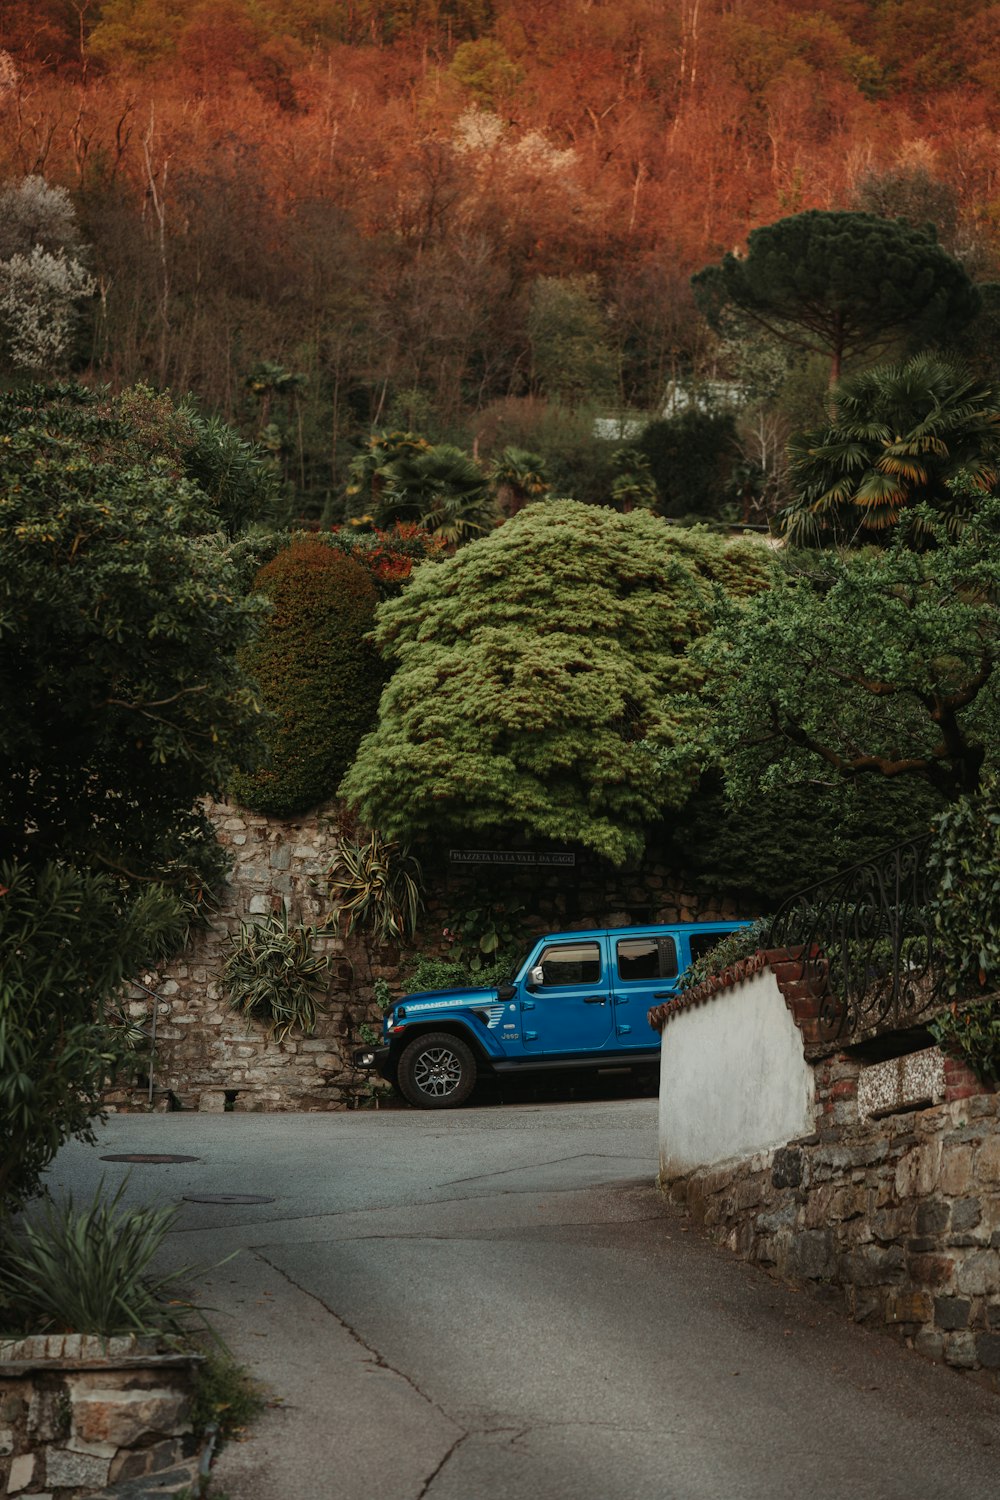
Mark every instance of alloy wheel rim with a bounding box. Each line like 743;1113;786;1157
413;1046;462;1097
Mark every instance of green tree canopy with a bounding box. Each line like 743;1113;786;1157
0;384;265;877
340;501;773;864
0;383;268;1210
637;406;738;520
527;276;617;406
696;501;1000;809
229;538;384;817
781;354;1000;545
693;210;980;384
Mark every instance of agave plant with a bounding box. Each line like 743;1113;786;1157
222;908;329;1041
0;1180;210;1338
327;830;423;945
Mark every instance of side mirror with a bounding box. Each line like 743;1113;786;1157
526;964;545;992
496;980;516;1002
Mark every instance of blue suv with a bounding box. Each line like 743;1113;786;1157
354;920;748;1108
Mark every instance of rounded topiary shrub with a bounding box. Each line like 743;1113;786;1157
230;539;383;816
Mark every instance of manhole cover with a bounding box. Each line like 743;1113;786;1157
100;1154;201;1164
183;1194;275;1206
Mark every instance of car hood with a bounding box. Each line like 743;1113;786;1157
391;984;501;1020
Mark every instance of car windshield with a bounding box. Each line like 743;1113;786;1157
508;942;536;983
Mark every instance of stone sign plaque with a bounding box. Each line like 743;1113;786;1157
448;849;576;867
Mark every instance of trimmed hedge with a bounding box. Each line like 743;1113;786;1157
229;539;383;816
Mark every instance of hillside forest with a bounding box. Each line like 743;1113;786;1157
5;1;1000;519
8;3;1000;1203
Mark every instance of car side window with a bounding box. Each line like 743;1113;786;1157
616;937;678;981
539;942;601;986
688;932;724;967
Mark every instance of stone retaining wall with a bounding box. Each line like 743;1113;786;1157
107;798;744;1113
665;1090;1000;1390
653;957;1000;1389
0;1337;201;1498
105;798;369;1113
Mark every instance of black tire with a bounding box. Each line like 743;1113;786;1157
396;1031;477;1109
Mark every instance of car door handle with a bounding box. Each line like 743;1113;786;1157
653;991;676;999
583;996;606;1004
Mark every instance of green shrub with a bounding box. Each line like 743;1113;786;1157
222;909;329;1041
926;775;1000;998
402;953;516;994
928;998;1000;1087
0;1181;209;1337
440;899;527;976
921;777;1000;1086
679;918;770;994
0;861;189;1215
637;407;738;520
229;539;383;815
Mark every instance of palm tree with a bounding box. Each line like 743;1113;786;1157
379;444;497;546
610;448;658;514
780;355;1000;546
344;431;431;522
487;447;551;516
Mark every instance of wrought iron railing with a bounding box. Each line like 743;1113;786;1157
767;834;940;1044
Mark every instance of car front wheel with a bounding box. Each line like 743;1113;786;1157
396;1031;477;1109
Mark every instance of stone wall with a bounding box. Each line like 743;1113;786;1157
0;1337;201;1498
105;798;376;1114
107;799;747;1113
653;957;1000;1390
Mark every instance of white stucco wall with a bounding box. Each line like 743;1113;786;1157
658;968;816;1181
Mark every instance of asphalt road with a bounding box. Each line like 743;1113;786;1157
44;1098;999;1500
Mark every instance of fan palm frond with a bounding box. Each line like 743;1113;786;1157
781;354;1000;546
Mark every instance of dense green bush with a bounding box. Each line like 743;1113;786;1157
230;539;384;815
664;771;944;903
0;384;271;1218
340;502;773;864
926;776;1000;998
637;407;738;520
0;861;188;1214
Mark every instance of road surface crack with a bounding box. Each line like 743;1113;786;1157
416;1432;469;1498
441;1151;626;1185
252;1247;466;1440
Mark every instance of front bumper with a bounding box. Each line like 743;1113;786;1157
352;1044;391;1077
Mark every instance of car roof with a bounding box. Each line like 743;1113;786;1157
538;920;749;944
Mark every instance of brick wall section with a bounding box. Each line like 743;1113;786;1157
648;946;828;1043
945;1055;991;1104
106;799;744;1113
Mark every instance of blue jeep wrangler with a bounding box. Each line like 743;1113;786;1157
354;920;748;1108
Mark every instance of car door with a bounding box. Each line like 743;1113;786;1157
608;931;680;1052
519;938;615;1056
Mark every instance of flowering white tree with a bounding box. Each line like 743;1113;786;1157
0;177;95;373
